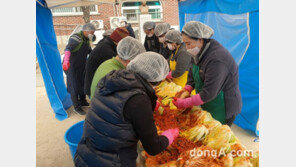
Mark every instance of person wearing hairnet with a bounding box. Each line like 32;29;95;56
90;36;145;98
119;16;135;38
62;23;96;115
143;21;160;53
165;30;192;87
173;21;242;126
154;23;172;59
84;27;129;98
74;52;179;167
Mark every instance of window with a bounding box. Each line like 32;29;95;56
52;5;98;16
121;1;163;22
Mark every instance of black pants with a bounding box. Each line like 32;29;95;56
65;67;86;108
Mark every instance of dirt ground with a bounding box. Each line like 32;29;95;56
36;67;259;167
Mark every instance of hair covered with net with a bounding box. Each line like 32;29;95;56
127;52;169;82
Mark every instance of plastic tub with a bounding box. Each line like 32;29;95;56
64;120;84;159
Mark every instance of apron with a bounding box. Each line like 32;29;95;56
169;46;189;87
192;64;226;124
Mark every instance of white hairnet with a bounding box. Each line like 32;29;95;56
103;29;114;37
154;23;171;37
117;36;146;61
165;30;183;44
143;21;156;30
127;52;169;82
82;23;96;31
119;16;127;23
182;21;214;39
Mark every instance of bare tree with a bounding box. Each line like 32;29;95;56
81;6;90;23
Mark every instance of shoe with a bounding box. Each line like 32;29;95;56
80;100;89;106
74;106;86;115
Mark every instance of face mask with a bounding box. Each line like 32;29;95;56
147;34;153;38
168;43;175;50
159;37;165;43
88;34;94;41
187;46;200;56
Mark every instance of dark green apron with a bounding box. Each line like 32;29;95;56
192;64;226;124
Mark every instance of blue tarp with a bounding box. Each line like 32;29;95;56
179;0;259;136
36;0;72;120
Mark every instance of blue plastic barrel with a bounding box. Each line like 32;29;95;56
64;120;84;159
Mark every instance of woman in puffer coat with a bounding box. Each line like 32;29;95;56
74;52;179;167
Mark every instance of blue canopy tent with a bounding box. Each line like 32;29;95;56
179;0;259;135
36;0;114;120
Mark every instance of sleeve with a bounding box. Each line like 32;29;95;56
65;35;81;52
199;61;229;103
123;94;169;156
186;66;195;88
171;51;192;78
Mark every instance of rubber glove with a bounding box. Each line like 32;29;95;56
173;94;204;109
166;71;173;79
63;50;71;71
154;100;160;111
161;128;179;146
183;85;193;93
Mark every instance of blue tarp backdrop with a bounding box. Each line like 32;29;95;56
179;0;259;136
36;0;72;120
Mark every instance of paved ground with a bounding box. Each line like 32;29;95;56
36;68;259;167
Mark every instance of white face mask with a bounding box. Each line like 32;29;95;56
88;34;94;41
187;46;200;56
168;43;175;50
159;37;165;43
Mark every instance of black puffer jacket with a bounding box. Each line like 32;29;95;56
84;36;117;97
75;70;168;167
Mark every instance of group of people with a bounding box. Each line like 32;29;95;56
62;18;242;167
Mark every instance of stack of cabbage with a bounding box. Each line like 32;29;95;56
155;81;182;110
145;81;259;167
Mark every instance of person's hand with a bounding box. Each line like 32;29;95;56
172;97;191;109
63;61;70;71
166;71;173;80
63;50;71;71
161;128;179;146
173;94;204;109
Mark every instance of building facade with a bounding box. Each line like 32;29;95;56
52;0;180;37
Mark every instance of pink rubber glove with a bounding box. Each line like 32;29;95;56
166;71;173;79
63;50;71;71
183;85;193;94
161;128;179;146
154;100;160;111
173;94;204;109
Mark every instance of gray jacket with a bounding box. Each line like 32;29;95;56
187;39;242;119
170;43;192;78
